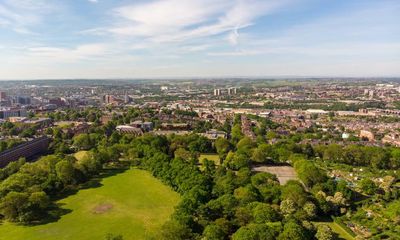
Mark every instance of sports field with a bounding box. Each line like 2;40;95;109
0;169;180;240
252;165;298;185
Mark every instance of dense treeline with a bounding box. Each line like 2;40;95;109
0;139;24;152
0;158;25;181
117;133;352;240
220;135;400;170
2;108;400;239
0;152;106;222
263;101;386;111
0;122;38;138
315;144;400;169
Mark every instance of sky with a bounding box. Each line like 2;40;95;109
0;0;399;80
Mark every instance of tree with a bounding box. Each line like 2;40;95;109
303;202;317;220
232;226;258;240
236;137;255;152
315;224;337;240
294;160;326;188
304;144;314;158
27;191;50;219
215;138;231;161
188;136;212;153
231;124;244;144
280;199;296;216
278;220;309;240
0;190;49;223
73;134;93;150
252;202;280;223
322;144;343;162
390;148;400;169
251;173;281;203
234;186;258;205
104;233;123;240
224;152;249;170
252;144;278;163
19;127;36;138
203;224;226;240
232;224;277;240
175;148;197;163
359;178;378;195
161;220;192;240
0;191;29;222
55;160;75;185
76;152;101;177
281;181;308;207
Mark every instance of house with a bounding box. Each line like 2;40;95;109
201;130;227;140
116;125;143;136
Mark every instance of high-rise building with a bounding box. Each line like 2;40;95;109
124;93;130;104
213;89;221;96
0;108;27;119
0;91;7;100
227;87;237;95
103;95;121;105
369;90;374;99
14;96;31;105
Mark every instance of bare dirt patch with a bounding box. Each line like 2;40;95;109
92;203;113;214
252;165;298;185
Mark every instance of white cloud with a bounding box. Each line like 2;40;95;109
106;0;286;44
228;28;239;45
208;42;400;57
0;0;58;34
27;43;110;61
88;0;98;3
180;44;212;52
110;0;227;38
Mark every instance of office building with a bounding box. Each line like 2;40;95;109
228;88;237;95
0;137;50;168
0;108;27;119
0;92;7;100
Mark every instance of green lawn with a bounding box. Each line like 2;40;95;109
314;221;355;240
199;154;220;165
0;169;180;240
74;150;89;161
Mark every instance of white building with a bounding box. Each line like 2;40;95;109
214;89;221;96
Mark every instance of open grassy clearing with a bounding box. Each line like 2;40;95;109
199;154;220;165
73;150;89;161
0;169;180;240
313;221;355;240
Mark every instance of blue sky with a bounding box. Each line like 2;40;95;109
0;0;399;79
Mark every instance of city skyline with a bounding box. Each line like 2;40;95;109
0;0;399;79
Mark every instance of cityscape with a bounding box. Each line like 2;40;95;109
1;78;400;239
0;0;400;240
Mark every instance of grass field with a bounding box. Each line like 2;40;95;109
314;221;355;240
0;169;180;240
199;154;220;165
74;150;89;161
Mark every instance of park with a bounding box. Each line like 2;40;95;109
0;168;180;240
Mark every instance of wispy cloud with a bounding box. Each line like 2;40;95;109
94;0;288;45
209;1;400;58
0;0;399;79
0;0;58;34
27;43;111;61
